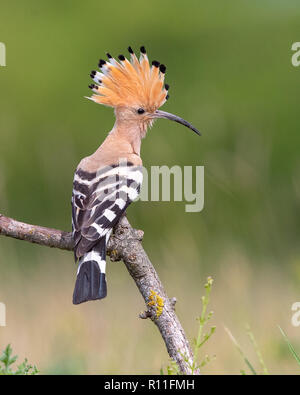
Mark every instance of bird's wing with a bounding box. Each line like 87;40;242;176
72;162;143;259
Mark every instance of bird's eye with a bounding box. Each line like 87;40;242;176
137;108;145;114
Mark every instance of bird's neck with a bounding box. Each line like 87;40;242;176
110;119;146;157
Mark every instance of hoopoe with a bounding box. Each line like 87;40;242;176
72;46;200;305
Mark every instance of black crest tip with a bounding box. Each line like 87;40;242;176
90;70;96;77
164;83;169;90
140;46;146;54
106;52;112;59
159;64;166;74
166;94;170;100
99;59;106;67
88;84;95;90
152;60;160;68
118;54;125;61
128;46;134;54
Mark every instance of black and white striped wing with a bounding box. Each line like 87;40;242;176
72;163;143;259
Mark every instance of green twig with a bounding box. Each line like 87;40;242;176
278;326;300;367
224;326;257;375
245;324;269;374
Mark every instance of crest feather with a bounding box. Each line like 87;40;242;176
88;47;168;111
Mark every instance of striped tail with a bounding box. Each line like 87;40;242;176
72;238;107;305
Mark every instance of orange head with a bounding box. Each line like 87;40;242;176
87;46;200;136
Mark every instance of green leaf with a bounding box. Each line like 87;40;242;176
0;344;38;375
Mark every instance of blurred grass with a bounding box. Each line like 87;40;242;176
0;0;300;374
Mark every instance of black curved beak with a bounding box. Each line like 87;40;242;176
153;110;201;136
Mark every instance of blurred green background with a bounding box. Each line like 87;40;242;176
0;0;300;374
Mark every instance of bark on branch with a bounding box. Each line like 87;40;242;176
0;213;198;375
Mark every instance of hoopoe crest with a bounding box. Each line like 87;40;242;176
88;46;168;111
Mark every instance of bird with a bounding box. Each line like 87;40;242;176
72;46;200;305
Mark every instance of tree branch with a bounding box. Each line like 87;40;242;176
0;213;198;375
